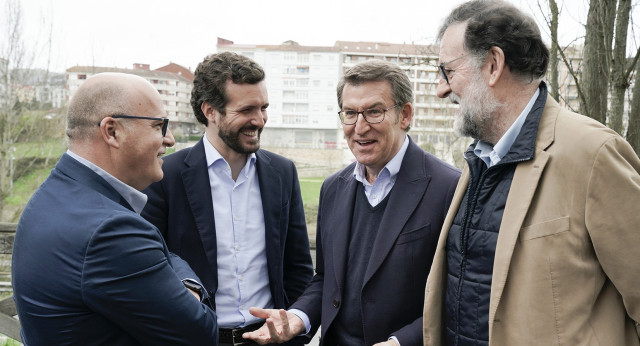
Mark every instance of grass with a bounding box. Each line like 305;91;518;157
11;140;66;158
0;337;20;346
299;177;324;227
5;167;53;207
299;177;324;207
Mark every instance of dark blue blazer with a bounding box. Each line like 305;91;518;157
142;139;313;310
290;137;460;346
12;153;218;345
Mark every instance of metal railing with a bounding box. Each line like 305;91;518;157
0;223;20;342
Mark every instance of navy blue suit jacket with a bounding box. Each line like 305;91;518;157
290;137;460;346
12;153;218;345
142;139;313;311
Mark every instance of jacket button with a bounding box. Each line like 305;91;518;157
332;299;340;308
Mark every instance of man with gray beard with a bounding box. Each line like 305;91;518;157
423;0;640;345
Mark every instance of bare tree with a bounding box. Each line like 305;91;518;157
608;0;633;135
0;0;30;217
547;0;560;100
580;0;617;123
0;0;56;220
629;60;640;154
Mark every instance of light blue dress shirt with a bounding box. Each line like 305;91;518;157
203;138;272;328
474;88;540;167
66;150;147;214
353;134;409;206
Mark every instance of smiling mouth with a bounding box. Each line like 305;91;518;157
356;140;375;145
240;127;261;138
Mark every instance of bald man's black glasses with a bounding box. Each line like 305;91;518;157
98;115;169;137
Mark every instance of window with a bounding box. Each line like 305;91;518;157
78;74;86;80
295;130;312;144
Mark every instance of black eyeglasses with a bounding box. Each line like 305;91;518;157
338;104;401;125
438;54;467;84
98;115;169;136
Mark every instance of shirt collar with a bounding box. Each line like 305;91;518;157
474;87;540;167
353;134;409;184
66;150;148;214
203;136;256;177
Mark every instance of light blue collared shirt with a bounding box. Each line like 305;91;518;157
474;88;540;167
203;137;272;328
290;134;410;341
66;150;147;214
353;134;410;206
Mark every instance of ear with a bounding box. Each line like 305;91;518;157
201;102;218;125
98;117;121;149
399;102;413;130
486;46;506;87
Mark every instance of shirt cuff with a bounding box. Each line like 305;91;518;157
389;336;400;345
288;309;311;334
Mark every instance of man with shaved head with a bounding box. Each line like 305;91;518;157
12;72;219;345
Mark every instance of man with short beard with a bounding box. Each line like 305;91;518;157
423;1;640;345
142;52;313;346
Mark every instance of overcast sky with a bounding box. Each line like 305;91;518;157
7;0;618;73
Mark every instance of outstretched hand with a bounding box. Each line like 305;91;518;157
242;307;306;344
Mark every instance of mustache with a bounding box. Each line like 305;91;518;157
241;125;262;132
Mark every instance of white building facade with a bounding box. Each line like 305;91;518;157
218;38;467;166
66;64;198;136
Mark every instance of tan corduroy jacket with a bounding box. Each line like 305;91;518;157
423;97;640;345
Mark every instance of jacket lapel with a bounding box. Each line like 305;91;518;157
255;150;283;294
181;139;219;291
329;167;358;291
488;98;558;332
364;139;430;285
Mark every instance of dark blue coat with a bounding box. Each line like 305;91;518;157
12;153;218;345
290;137;460;346
142;139;313;310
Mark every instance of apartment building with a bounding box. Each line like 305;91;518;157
218;38;344;152
218;38;467;166
66;63;199;136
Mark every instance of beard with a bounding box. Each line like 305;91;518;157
450;70;502;142
218;123;262;155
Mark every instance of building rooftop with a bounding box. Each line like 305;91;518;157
155;62;194;81
66;65;192;82
217;37;438;56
